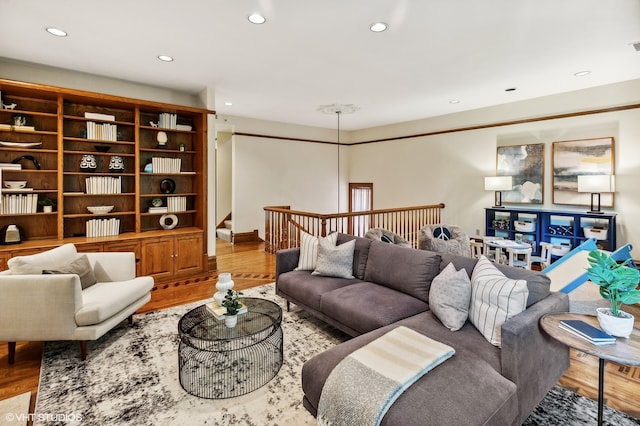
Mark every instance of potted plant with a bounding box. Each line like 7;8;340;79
221;289;243;328
38;197;56;213
586;250;640;338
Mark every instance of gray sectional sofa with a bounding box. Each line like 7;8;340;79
275;233;570;426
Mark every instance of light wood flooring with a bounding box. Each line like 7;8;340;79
1;239;639;421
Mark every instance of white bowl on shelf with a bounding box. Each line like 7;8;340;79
87;205;114;214
4;180;27;189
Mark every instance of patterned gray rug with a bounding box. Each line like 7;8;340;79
35;284;639;425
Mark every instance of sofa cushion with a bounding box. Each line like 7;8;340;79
75;277;154;326
312;238;355;279
277;270;361;311
320;282;428;334
296;232;338;271
43;254;97;290
439;253;550;307
337;233;372;280
7;243;78;275
469;256;528;347
429;262;471;331
364;241;440;302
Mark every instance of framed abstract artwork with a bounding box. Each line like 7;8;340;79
496;143;544;204
552;137;615;207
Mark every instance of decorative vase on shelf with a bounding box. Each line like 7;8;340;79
79;154;97;172
108;155;126;173
596;307;634;338
213;273;234;305
224;314;238;328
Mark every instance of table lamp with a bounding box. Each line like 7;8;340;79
485;176;513;208
577;174;615;214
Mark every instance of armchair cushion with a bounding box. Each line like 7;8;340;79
7;243;78;274
44;254;97;289
76;277;154;326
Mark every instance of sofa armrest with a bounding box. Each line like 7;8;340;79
0;274;83;341
500;291;570;423
276;248;300;281
85;252;136;282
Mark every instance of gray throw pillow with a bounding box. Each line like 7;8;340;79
429;262;471;331
312;238;356;279
43;254;97;290
296;231;338;271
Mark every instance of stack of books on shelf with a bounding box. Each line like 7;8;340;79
167;196;187;212
86;121;117;141
0;193;38;214
85;112;115;121
151;157;181;173
85;176;122;194
158;113;177;129
148;206;168;213
86;218;120;237
205;301;248;320
559;319;616;345
0;163;22;170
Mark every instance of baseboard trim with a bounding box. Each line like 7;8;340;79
233;230;261;244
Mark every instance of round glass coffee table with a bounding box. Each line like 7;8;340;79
178;297;283;399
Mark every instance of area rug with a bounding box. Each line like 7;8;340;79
35;284;639;425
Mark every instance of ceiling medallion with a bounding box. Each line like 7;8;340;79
317;104;359;115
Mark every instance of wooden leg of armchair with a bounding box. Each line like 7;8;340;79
128;314;133;325
80;341;87;361
8;341;16;365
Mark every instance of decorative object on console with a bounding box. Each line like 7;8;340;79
496;143;543;204
159;178;175;194
159;213;178;230
79;154;97;172
586;249;640;338
577;174;615;214
11;154;41;170
484;176;513;208
107;155;125;172
552;137;614;207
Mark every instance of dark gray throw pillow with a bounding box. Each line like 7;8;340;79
43;254;97;290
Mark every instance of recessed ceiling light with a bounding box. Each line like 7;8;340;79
225;102;233;106
248;13;266;24
46;27;67;37
157;55;174;62
574;70;591;77
370;22;388;32
505;87;517;92
449;100;461;104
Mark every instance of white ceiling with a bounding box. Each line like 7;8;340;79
1;0;639;130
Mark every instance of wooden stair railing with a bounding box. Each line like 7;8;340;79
264;203;446;254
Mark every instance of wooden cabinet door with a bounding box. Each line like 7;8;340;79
0;252;10;271
174;233;203;276
104;240;142;276
140;237;174;280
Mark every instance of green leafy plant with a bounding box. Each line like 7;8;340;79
37;197;56;206
586;250;640;317
221;289;243;316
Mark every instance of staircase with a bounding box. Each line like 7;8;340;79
216;219;233;243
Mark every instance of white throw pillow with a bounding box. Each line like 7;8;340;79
7;243;78;275
311;238;356;279
469;255;529;347
295;231;338;271
429;262;472;331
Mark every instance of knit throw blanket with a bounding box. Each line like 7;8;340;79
317;326;455;426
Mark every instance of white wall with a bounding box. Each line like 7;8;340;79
216;131;232;225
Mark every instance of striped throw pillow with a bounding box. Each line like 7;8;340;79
295;231;338;271
469;255;528;347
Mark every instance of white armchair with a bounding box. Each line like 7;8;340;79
0;243;154;363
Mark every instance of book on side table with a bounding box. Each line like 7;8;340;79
205;302;248;320
559;319;616;345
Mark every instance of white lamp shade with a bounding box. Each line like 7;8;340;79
484;176;513;191
577;175;615;193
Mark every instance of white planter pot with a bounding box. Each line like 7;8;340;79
213;272;234;305
224;315;238;328
596;307;634;338
43;205;53;213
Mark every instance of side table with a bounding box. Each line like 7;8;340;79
539;312;640;425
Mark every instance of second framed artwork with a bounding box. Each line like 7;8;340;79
552;137;615;207
497;143;544;204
